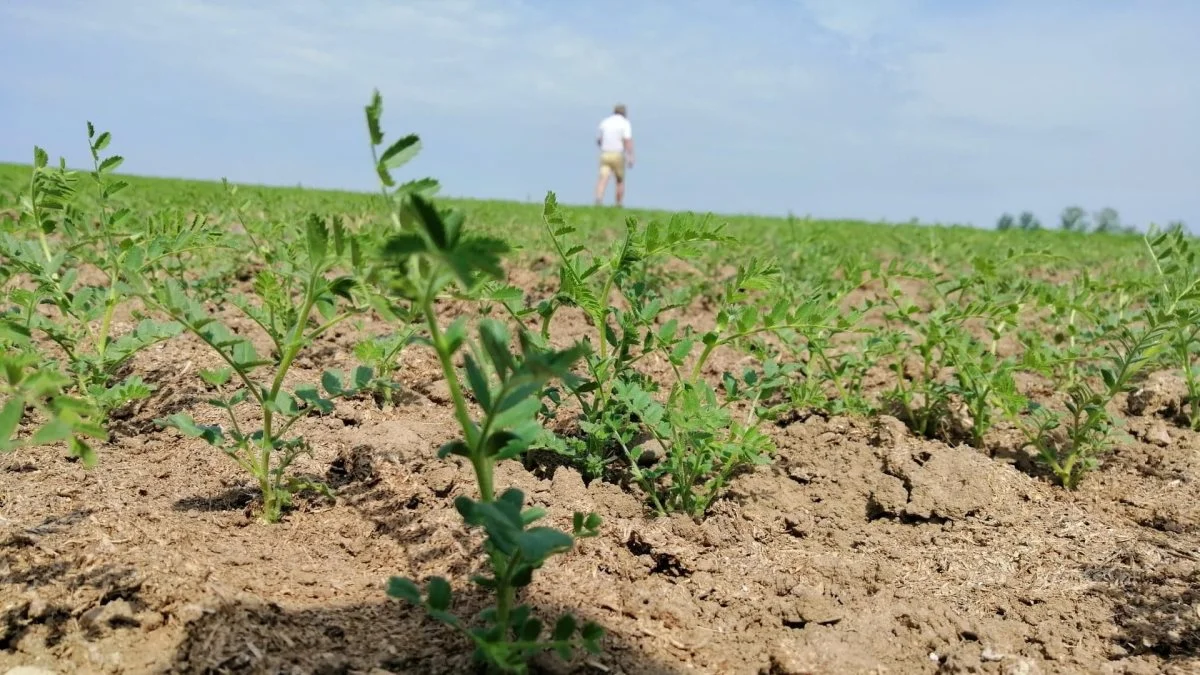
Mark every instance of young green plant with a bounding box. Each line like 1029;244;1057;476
1143;224;1200;428
366;90;604;673
0;131;188;423
149;214;380;523
998;318;1169;488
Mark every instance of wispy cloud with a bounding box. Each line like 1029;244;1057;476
1;0;1196;229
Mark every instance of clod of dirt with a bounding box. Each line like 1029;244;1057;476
1;602;29;648
1003;659;1043;675
947;400;975;440
1127;371;1189;418
4;667;59;675
173;603;211;625
424;465;458;498
548;465;589;511
625;530;692;577
421;379;452;404
138;611;166;632
869;415;910;448
325;445;378;487
24;596;48;622
628;433;664;467
867;472;910;519
80;599;139;633
1143;422;1172;447
779;587;843;627
769;634;886;674
874;442;1012;523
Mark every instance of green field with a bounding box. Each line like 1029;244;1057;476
2;98;1198;674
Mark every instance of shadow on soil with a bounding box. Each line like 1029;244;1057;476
1;508;144;653
3;499;681;675
168;443;683;673
172;486;257;513
1086;564;1200;660
164;594;680;675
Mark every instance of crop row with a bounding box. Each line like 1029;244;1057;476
1;91;1198;672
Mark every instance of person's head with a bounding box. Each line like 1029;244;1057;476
613;103;627;117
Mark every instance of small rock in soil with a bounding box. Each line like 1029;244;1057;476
981;645;1005;661
423;379;451;404
26;594;48;620
137;610;165;632
1145;422;1171;447
783;588;842;625
80;599;137;630
1004;658;1043;675
426;465;458;497
175;603;209;624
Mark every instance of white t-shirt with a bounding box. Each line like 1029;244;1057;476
598;114;632;153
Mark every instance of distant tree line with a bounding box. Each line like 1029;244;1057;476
995;206;1151;234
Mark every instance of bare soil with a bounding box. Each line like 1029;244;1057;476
2;274;1199;675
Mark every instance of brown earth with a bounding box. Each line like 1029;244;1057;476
2;272;1200;675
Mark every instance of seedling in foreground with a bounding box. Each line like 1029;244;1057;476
150;215;379;523
366;90;603;673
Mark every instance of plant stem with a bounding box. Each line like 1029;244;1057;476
95;268;120;359
813;347;849;403
27;168;54;264
596;271;618;364
422;296;492;501
689;342;715;384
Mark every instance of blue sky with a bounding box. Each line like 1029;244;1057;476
1;0;1197;230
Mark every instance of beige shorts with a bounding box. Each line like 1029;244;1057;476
598;151;626;181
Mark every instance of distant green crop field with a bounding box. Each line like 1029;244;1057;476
0;159;1152;271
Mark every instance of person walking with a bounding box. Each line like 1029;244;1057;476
594;103;635;207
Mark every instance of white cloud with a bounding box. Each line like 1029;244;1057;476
3;0;868;122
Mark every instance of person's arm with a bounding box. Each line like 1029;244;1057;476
623;123;634;166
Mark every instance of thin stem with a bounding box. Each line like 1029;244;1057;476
309;311;356;341
422;292;491;501
813;346;849;402
492;550;523;637
688;322;841;384
29;175;54;263
596;271;618;364
95;267;120;361
614;432;667;516
90;146;119;361
259;273;321;496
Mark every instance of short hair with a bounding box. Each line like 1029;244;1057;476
613;103;627;116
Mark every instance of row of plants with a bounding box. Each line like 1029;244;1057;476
2;90;1198;671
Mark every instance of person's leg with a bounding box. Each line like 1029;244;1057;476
595;161;611;205
613;158;626;207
